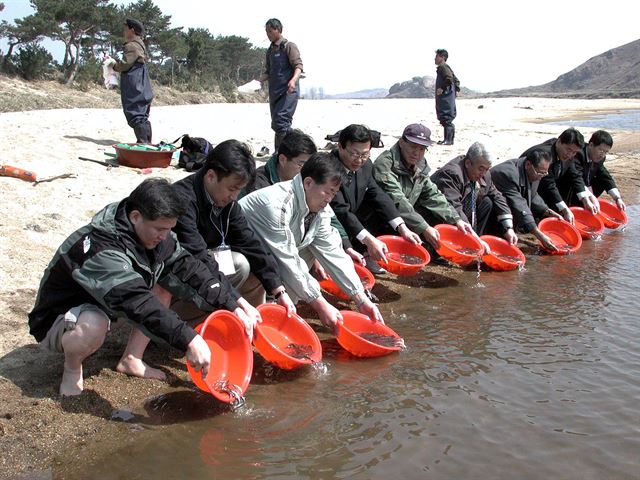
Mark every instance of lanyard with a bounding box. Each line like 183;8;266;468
210;204;232;247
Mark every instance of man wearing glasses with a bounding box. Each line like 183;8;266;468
372;124;478;252
491;149;562;251
329;124;422;274
521;128;599;224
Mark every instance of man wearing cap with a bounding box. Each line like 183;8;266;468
113;19;153;144
258;18;303;150
430;142;518;245
434;49;459;145
372;123;476;250
328;124;422;275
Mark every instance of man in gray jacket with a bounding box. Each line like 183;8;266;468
372;123;475;250
239;152;384;333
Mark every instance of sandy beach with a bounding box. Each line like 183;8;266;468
1;97;639;478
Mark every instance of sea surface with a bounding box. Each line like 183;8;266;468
60;207;639;480
549;109;640;131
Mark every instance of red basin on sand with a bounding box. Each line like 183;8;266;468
319;263;375;301
538;218;582;255
435;224;483;266
336;311;403;358
596;198;628;229
376;235;430;276
254;304;322;370
113;143;176;168
480;235;526;271
569;206;605;239
187;310;253;403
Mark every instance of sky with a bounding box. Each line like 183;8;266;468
1;0;639;94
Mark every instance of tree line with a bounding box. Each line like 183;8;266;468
0;0;266;94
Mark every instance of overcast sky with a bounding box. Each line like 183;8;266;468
2;0;639;93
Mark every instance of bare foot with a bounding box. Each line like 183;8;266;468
60;365;83;396
116;355;167;381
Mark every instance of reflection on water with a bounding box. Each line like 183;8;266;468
549;109;640;131
59;208;639;479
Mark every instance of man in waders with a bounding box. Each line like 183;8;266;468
259;18;303;150
113;19;153;144
434;49;459;146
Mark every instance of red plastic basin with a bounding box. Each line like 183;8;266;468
187;310;253;403
376;235;430;276
538;218;582;255
569;206;605;239
434;224;483;266
318;263;375;301
254;304;322;370
479;235;526;271
336;310;403;358
596;198;628;229
113;143;175;168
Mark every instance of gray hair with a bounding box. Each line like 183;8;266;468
465;142;492;165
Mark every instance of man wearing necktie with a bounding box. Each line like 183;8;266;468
329;124;422;275
431;142;518;245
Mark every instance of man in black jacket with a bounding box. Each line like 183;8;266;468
28;179;258;396
329;124;422;274
173;139;295;313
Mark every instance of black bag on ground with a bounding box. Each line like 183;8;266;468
173;134;213;171
324;129;384;148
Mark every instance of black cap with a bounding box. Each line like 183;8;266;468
125;18;144;36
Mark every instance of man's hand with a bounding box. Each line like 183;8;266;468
582;194;599;215
346;247;365;266
235;298;261;340
422;226;441;249
186;335;211;379
362;235;389;263
436;87;443;95
357;298;385;324
535;230;559;252
311;297;343;335
456;219;474;235
544;209;563;220
275;290;296;317
616;197;626;211
397;223;421;245
560;208;575;224
310;259;329;281
504;228;518;245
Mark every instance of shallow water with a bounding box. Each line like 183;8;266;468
549;109;640;131
63;207;639;479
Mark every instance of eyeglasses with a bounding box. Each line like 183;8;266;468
533;167;549;177
346;148;370;161
291;158;307;167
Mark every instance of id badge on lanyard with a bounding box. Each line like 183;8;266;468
212;244;235;276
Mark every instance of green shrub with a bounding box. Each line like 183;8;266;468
16;44;53;80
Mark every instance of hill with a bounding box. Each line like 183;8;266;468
323;88;388;99
386;75;477;99
489;39;640;98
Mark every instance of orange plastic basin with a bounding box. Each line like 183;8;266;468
113;143;175;168
435;224;483;266
187;310;253;403
596;198;628;229
376;235;430;276
319;263;375;301
254;304;322;370
479;235;526;271
538;218;582;255
336;310;403;358
569;206;605;239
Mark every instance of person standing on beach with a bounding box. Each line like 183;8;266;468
434;49;459;146
521;128;599;224
566;130;626;211
259;18;303;150
28;178;258;396
113;19;153;144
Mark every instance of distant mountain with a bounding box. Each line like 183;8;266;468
322;88;388;99
488;39;640;98
385;75;478;99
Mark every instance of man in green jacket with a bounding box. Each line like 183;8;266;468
372;123;476;250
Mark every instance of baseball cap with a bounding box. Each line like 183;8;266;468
402;124;433;146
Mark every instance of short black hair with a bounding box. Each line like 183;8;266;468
125;18;144;36
338;124;372;148
435;49;449;61
589;130;613;148
127;178;186;220
525;148;551;168
278;129;317;159
265;18;283;32
301;152;347;185
558;128;585;148
203;139;255;183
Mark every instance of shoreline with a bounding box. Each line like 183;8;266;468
1;97;639;478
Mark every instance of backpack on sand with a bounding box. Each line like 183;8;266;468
172;134;213;171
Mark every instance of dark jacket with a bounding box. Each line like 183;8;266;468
572;145;617;198
521;138;586;209
329;150;401;249
430;155;513;227
435;63;457;123
173;169;282;293
28;200;239;351
491;158;548;233
241;153;280;199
